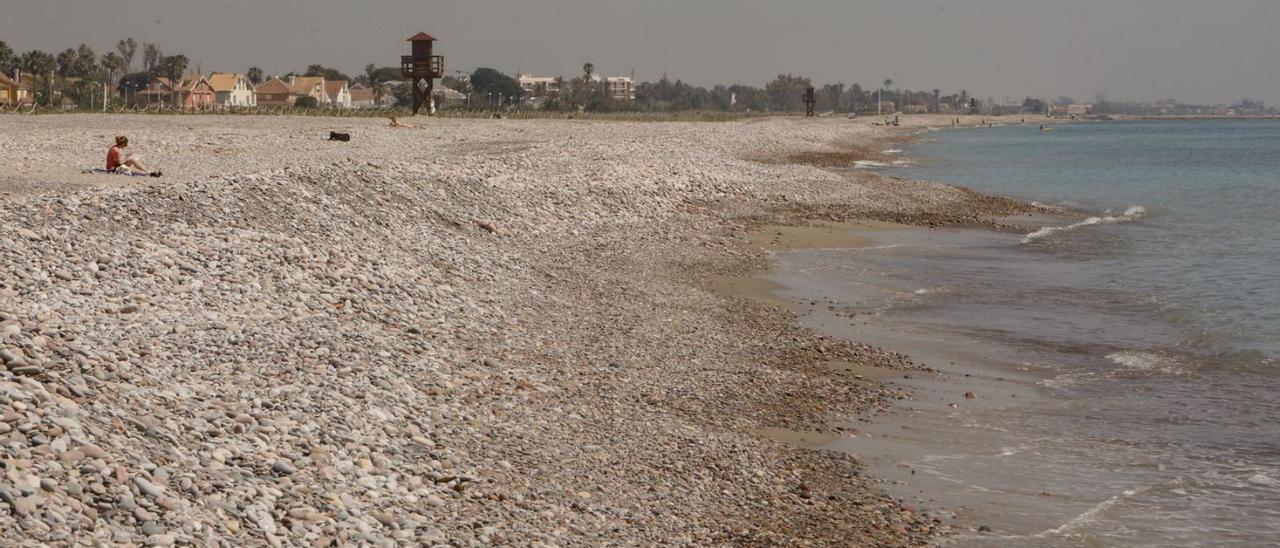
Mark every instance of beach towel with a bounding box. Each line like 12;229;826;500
82;168;153;177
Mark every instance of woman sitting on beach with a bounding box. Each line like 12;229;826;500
107;136;161;177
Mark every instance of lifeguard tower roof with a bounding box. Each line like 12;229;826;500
407;32;437;42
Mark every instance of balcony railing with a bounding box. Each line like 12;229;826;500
401;55;445;79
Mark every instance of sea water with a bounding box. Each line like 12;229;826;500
775;120;1280;546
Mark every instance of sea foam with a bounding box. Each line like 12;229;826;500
1021;206;1146;243
1106;350;1186;375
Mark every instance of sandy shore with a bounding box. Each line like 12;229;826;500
0;113;1045;546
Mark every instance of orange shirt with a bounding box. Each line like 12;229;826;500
107;146;122;171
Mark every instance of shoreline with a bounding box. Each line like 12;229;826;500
0;113;1047;545
746;117;1278;545
754;223;1062;541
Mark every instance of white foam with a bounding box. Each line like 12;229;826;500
976;478;1186;543
1021;205;1146;244
1029;201;1067;211
882;149;904;154
854;160;890;168
1106;350;1186;375
1037;489;1133;537
1248;473;1280;487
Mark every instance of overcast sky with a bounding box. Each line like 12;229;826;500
4;0;1278;105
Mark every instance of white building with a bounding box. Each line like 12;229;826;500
325;80;352;108
604;76;634;101
1067;103;1094;115
517;74;560;97
208;73;257;108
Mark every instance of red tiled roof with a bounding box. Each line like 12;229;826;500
208;73;243;92
290;77;324;95
324;80;348;97
349;88;374;102
254;78;293;94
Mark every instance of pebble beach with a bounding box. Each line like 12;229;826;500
0;113;1043;546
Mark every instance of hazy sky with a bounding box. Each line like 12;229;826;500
4;0;1279;105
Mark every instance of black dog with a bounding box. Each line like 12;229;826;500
329;132;351;142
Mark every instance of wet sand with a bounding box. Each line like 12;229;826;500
751;222;1150;544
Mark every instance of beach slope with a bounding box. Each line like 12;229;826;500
0;114;1036;545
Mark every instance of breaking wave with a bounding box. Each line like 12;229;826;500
1106;350;1188;375
1018;478;1188;540
1021;206;1146;243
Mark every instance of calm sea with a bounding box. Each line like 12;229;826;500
776;120;1280;546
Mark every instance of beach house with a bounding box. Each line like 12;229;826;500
0;73;23;105
254;78;295;106
324;80;352;108
349;84;376;108
136;78;176;106
288;76;327;106
209;73;257;108
175;76;217;109
137;76;216;109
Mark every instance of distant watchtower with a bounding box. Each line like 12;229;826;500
401;32;444;116
804;87;817;117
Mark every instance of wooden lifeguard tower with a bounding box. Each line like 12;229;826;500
401;32;444;115
804;87;817;117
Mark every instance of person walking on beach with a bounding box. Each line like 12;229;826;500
107;136;160;176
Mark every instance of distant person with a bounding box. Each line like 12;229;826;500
388;116;416;129
107;136;160;177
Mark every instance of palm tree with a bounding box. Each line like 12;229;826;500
117;38;137;73
20;50;56;104
100;52;124;102
581;63;599;105
879;78;893;115
74;44;98;79
159;54;188;108
143;43;161;73
56;49;75;89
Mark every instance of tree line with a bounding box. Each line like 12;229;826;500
433;64;984;115
1;39;1011;114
